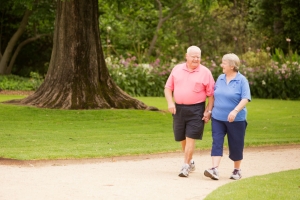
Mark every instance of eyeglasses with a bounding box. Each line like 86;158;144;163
189;56;200;60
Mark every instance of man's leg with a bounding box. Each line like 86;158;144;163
180;140;186;151
184;137;195;164
178;137;195;177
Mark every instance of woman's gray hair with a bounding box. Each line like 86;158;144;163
222;53;240;72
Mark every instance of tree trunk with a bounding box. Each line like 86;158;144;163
6;0;148;110
0;9;32;74
5;34;50;74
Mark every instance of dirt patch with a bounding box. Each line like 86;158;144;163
0;90;34;95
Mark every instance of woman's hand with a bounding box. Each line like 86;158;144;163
228;110;238;122
202;111;211;123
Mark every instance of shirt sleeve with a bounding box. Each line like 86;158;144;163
241;76;251;101
165;71;174;91
205;71;215;96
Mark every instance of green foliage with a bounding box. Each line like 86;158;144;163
202;48;300;100
0;96;299;160
205;169;300;200
241;49;272;68
248;0;300;53
0;0;54;76
99;0;218;63
0;73;43;90
245;49;300;100
2;47;300;100
107;55;173;97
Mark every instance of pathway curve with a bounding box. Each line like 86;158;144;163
1;145;299;200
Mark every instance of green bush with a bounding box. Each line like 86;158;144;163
2;49;299;100
0;72;44;91
201;49;300;100
106;55;173;97
107;49;300;99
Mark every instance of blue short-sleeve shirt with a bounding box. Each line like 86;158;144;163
212;72;251;121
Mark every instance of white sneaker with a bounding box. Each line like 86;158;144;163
179;164;190;177
230;169;242;180
204;167;219;180
189;160;195;172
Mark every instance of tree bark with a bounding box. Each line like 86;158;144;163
7;0;148;110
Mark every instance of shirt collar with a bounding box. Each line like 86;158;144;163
183;63;200;72
220;72;241;80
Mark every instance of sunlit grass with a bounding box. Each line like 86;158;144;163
0;96;299;160
205;169;300;200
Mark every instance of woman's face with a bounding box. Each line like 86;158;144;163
220;60;233;74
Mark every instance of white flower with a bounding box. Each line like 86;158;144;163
139;64;150;69
262;80;266;85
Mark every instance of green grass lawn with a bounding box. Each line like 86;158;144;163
0;96;299;160
204;169;300;200
0;95;299;199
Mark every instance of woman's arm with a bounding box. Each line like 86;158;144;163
227;98;249;122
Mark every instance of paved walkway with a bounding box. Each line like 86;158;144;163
0;145;299;200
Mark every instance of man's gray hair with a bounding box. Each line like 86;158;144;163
187;46;201;57
222;53;240;72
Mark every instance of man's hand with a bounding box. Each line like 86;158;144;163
168;103;176;114
202;111;211;123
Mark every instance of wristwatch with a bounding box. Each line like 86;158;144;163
207;110;212;114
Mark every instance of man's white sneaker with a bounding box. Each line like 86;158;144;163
179;164;190;177
189;160;195;172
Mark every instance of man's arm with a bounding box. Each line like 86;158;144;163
202;95;214;123
164;87;176;114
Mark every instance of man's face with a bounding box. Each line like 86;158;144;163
186;50;201;70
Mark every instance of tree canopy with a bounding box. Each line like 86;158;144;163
1;0;300;77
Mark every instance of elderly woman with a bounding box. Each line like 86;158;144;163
204;53;251;180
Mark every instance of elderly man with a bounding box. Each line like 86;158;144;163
164;45;215;177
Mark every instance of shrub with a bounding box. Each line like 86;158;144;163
2;49;300;100
0;72;44;91
202;49;300;100
106;55;173;97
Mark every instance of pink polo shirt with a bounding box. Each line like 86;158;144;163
165;63;215;105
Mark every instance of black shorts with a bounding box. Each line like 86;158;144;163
173;102;205;141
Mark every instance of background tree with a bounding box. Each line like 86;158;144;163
0;0;54;75
8;0;148;109
99;0;216;62
248;0;300;53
